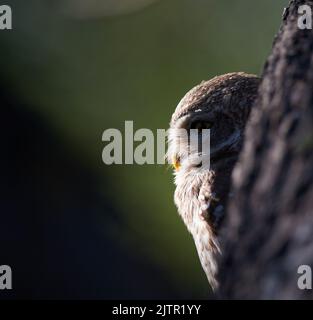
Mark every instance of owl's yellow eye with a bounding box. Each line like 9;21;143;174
172;155;181;171
190;121;213;130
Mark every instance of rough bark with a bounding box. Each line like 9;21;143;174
218;0;313;299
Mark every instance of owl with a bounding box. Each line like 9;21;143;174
167;72;260;289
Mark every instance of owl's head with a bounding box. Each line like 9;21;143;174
167;72;260;176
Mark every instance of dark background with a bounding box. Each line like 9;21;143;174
0;0;287;299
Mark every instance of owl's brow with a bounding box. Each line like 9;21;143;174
172;106;199;124
172;113;191;128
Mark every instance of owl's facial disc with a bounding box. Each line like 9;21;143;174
169;110;242;172
168;127;211;172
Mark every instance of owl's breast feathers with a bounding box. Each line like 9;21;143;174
174;170;222;289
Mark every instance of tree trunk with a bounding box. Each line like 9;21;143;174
218;0;313;299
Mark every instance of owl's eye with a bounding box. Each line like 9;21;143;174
190;121;213;130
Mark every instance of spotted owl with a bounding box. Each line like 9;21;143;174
167;72;260;289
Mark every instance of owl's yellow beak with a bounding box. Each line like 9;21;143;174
172;155;181;171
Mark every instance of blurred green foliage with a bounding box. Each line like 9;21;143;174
1;0;287;297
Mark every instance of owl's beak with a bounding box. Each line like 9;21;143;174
172;155;181;171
